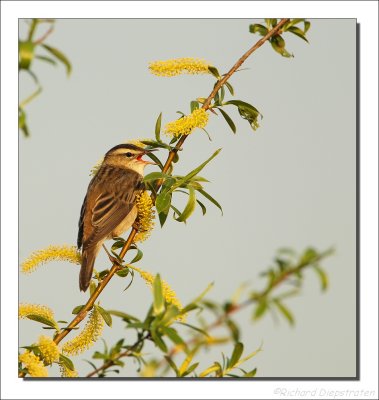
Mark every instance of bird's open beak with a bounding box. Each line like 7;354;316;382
138;148;158;165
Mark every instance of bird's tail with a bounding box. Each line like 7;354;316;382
79;246;100;292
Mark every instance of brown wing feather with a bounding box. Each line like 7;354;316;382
81;166;142;250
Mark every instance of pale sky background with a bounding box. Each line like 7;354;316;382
19;19;356;378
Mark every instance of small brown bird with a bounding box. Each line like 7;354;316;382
77;144;156;291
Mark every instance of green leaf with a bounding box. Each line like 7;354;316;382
155;112;162;142
59;354;74;371
217;108;236;134
116;267;129;277
19;41;35;69
72;305;85;314
162;327;186;348
226;318;240;342
249;24;268;36
243;368;257;377
197;188;223;215
288;26;309;43
253;301;267;320
151;330;168;352
182;362;199;377
270;35;293;58
313;265;328;291
155;191;172;214
273;299;294;325
107;310;140;322
224;81;234;96
177;322;209;337
229;342;244;368
19;108;29;137
172;149;222;192
164;356;179;376
96;305;113;327
143;171;170;183
41;43;72;76
35;54;57;65
175;187;196;222
208;65;221;79
25;314;57;329
304;20;311;33
130;247;143;264
153;274;165;315
145;152;164;170
190;101;199;112
224;100;261;131
196;199;207;215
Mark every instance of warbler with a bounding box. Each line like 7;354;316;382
77;144;156;291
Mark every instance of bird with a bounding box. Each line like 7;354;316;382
77;143;156;292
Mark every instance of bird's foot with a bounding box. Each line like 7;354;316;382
102;244;123;267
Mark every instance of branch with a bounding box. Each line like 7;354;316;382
19;21;290;380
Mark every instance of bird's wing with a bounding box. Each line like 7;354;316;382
83;170;141;249
77;193;87;249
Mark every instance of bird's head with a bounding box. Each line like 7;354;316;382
104;144;157;175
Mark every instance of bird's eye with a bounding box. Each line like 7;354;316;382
125;152;133;158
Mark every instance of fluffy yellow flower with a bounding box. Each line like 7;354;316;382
62;307;104;356
19;351;48;377
19;303;57;327
131;266;184;319
135;191;155;242
60;363;78;378
21;245;81;273
37;335;60;365
165;109;209;137
149;58;210;77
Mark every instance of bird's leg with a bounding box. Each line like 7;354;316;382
102;244;123;267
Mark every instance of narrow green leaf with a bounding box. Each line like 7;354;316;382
177;322;210;337
162;327;186;348
35;54;57;65
164;356;179;376
182;362;199;377
249;24;268;36
116;267;129;277
224;81;234;96
25;314;57;329
190;101;199;112
41;43;72;75
197;188;223;215
19;41;35;69
199;363;220;377
59;354;74;371
151;329;168;352
176;187;196;222
171;149;222;191
72;305;85;315
153;274;165;315
130;247;143;264
155;112;162;142
226;318;240;342
313;265;328;291
208;65;221;79
107;310;140;322
229;342;244;368
288;26;309;43
253;301;267;320
196;199;207;215
273;299;294;325
143;171;170;183
96;305;113;327
178;348;197;376
243;368;257;377
217;108;236;134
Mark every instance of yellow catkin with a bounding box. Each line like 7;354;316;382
19;303;57;326
131;266;184;320
135;191;155;242
149;58;210;77
37;335;60;365
62;307;104;356
19;351;48;377
60;363;78;378
165;109;209;137
21;245;81;273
